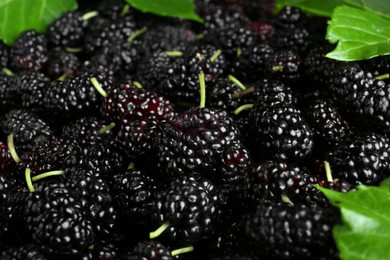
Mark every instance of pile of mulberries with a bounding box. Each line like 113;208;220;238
0;0;388;259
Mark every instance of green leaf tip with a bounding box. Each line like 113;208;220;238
126;0;203;23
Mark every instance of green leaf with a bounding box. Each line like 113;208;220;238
325;5;390;61
126;0;203;23
275;0;390;19
317;178;390;260
0;0;77;45
274;0;344;16
344;0;390;19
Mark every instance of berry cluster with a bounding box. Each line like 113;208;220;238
0;0;389;259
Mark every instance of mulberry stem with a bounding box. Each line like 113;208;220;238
57;74;67;81
209;49;222;62
198;73;206;108
324;161;333;183
2;68;14;76
128;162;135;170
133;81;143;89
120;4;130;16
82;11;99;20
98;122;116;135
375;73;389;80
65;47;82;53
234;104;254;115
232;87;255;99
196;33;204;39
164;51;183;57
25;168;35;193
272;65;284;71
7;134;21;164
236;47;242;57
90;77;108;98
228;75;246;90
127;27;148;42
171;246;194;257
282;194;294;205
149;221;170;239
32;170;65;182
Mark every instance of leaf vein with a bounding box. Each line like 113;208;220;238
330;25;390;41
39;0;47;23
0;2;8;42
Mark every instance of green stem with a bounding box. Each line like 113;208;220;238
90;77;108;98
164;51;183;57
228;75;246;90
198;73;206;108
120;4;130;16
98;122;116;135
232;87;255;99
7;134;21;164
281;194;294;205
25;168;35;193
32;170;65;182
196;33;204;39
209;49;222;62
171;246;194;257
82;11;99;20
128;162;135;170
272;65;284;71
2;67;14;76
65;47;82;53
133;81;143;89
57;74;67;81
234;104;254;115
324;161;333;183
127;27;148;42
149;221;170;239
375;73;389;80
236;47;242;57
